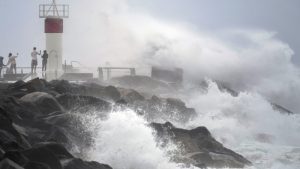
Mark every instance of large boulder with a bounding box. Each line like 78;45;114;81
43;114;94;151
56;94;111;113
22;146;62;169
120;89;145;104
129;96;196;123
20;92;64;115
99;86;121;102
2;150;28;167
0;158;24;169
63;158;112;169
48;80;85;95
151;122;251;168
0;107;29;151
24;161;51;169
32;142;73;160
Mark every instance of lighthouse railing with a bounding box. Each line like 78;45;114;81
39;4;69;18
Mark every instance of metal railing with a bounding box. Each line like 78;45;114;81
0;66;43;81
39;4;69;18
98;67;136;80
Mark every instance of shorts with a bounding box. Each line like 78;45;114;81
31;60;37;66
10;64;16;69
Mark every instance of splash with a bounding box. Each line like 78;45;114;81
81;109;196;169
180;80;300;169
65;0;300;113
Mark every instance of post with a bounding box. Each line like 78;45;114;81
107;68;110;80
98;67;103;80
64;60;67;72
130;68;136;76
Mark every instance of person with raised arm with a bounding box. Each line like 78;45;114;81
6;53;18;74
31;47;41;74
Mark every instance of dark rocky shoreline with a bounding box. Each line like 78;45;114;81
0;78;251;169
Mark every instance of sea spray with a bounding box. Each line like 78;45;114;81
180;80;300;169
68;80;300;169
79;109;196;169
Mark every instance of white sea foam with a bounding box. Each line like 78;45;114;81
81;109;196;169
74;82;300;169
66;1;300;168
179;80;300;169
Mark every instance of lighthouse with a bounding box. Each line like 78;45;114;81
39;0;69;80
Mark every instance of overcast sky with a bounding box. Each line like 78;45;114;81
0;0;299;66
129;0;300;66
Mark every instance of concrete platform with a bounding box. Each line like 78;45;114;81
59;73;94;81
2;74;27;81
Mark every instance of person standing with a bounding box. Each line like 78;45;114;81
6;53;18;74
31;47;41;74
41;50;48;71
0;56;6;77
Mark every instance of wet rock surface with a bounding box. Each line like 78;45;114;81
151;122;252;168
0;79;113;169
0;78;251;169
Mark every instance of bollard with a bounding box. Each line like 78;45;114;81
130;68;136;76
98;67;103;80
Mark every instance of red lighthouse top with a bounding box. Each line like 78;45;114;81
45;18;63;33
39;0;68;33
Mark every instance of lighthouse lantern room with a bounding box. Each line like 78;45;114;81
39;0;69;80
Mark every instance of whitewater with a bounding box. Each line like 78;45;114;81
61;1;300;168
68;80;299;169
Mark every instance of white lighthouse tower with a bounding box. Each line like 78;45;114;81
39;0;69;80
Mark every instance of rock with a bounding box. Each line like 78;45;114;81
0;147;5;159
22;146;62;169
0;130;24;151
56;94;111;113
3;151;28;167
20;92;64;115
49;80;85;94
43;114;94;150
24;78;48;92
109;75;172;94
34;142;73;160
271;103;294;115
24;161;51;169
102;86;121;101
134;96;196;123
151;122;251;168
121;90;145;104
7;80;26;91
214;80;239;97
0;107;29;151
0;96;38;123
63;158;112;169
0;158;24;169
5;79;51;98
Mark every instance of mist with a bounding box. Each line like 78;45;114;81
63;0;300;113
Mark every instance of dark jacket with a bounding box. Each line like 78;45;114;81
42;53;48;61
0;57;4;68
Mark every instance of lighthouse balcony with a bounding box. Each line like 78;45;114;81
39;4;69;18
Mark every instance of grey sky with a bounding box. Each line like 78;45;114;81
129;0;300;66
0;0;299;66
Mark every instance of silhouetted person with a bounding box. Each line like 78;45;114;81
31;47;41;74
6;53;18;74
41;50;48;71
0;56;6;78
